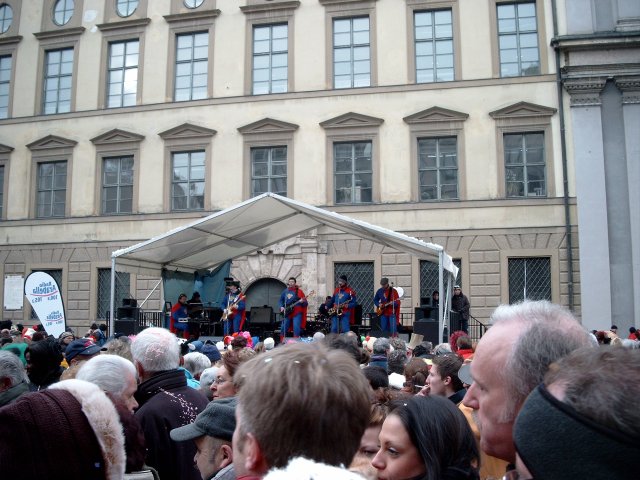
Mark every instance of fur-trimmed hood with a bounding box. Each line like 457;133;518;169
50;379;126;480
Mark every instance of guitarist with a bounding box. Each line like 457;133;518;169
328;275;357;334
373;277;401;336
222;281;246;336
278;277;308;341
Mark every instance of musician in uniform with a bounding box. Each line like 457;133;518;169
327;275;357;334
278;277;308;341
222;282;246;336
170;293;189;338
373;277;401;336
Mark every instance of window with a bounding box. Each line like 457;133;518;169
53;0;74;26
497;2;540;77
30;269;63;320
333;16;370;89
0;164;4;218
102;156;133;214
0;55;11;119
116;0;138;17
175;32;208;101
334;262;374;315
97;268;130;319
334;141;372;204
43;48;73;114
251;146;287;196
420;258;462;301
414;10;454;83
504;132;545;197
184;0;204;9
37;161;67;218
0;4;12;33
252;24;288;95
508;257;550;303
171;151;205;211
107;39;139;108
418;137;458;201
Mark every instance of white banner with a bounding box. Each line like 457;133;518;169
24;272;66;338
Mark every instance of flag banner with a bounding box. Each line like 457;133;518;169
24;271;66;338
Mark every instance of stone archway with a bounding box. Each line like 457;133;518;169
244;277;286;313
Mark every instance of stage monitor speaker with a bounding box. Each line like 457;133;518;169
413;320;439;346
122;298;137;308
114;318;136;336
117;307;139;319
354;304;363;324
369;315;391;338
250;306;273;325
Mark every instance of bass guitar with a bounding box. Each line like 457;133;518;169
282;291;315;317
221;294;246;321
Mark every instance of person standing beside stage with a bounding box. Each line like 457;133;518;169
451;285;470;333
373;278;401;336
170;293;190;339
279;277;308;341
222;282;245;335
328;275;357;334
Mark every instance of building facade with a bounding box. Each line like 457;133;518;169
0;0;582;332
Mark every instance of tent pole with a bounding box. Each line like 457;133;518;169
139;279;162;309
109;257;116;338
438;250;444;345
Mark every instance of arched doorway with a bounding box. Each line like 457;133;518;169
244;277;286;313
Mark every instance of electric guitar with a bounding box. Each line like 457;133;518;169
282;291;315;317
376;299;397;316
221;294;246;321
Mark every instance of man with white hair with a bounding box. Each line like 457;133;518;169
462;300;593;467
131;327;208;480
76;354;139;413
0;350;29;407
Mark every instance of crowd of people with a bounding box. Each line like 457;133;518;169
0;300;639;480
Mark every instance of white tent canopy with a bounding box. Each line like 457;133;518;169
110;193;457;340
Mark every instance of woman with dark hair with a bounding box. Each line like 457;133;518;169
372;395;479;480
25;337;64;391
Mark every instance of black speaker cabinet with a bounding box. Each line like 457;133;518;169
114;318;136;336
122;298;138;308
369;315;390;338
117;307;139;319
250;306;273;325
413;320;439;346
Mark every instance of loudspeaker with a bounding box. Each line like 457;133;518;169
250;306;273;325
117;307;139;319
414;306;434;321
354;304;363;324
369;315;391;338
122;298;137;308
114;318;136;336
413;320;439;345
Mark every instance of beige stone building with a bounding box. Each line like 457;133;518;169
0;0;582;334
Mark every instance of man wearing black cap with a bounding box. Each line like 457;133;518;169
327;275;357;334
373;277;401;336
451;285;470;333
62;338;102;380
171;398;237;480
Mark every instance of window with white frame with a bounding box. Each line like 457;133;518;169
0;4;13;33
508;257;551;303
184;0;205;8
37;161;67;218
0;55;11;119
418;136;458;201
334;141;372;204
174;32;208;101
43;48;73;114
251;146;287;197
102;156;133;215
252;24;288;95
497;2;540;77
333;16;370;89
116;0;139;17
171;151;205;211
414;10;454;83
53;0;75;26
107;39;139;108
504;132;545;197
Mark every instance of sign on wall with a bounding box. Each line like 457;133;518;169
24;271;66;338
4;275;24;310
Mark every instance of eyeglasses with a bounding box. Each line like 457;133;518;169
212;376;227;385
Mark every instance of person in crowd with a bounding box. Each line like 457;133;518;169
422;353;467;404
372;395;480;480
210;347;255;401
412;341;434;359
462;300;594;466
609;324;618;335
171;397;238;480
323;332;364;365
431;290;440;309
514;346;640;480
387;349;408;389
628;326;639;340
456;335;474;360
0;378;126;479
62;337;102;380
232;342;371;479
184;351;212;381
58;330;75;350
89;323;107;346
1;328;28;365
77;354;139;414
350;403;389;480
25;337;64;391
317;296;333;321
373;278;401;336
102;334;134;362
170;293;190;339
279;277;309;341
328;275;357;334
451;285;470;333
0;350;30;407
433;342;453;356
362;365;392;403
131;327;208;480
370;337;391;371
201;341;222;363
222;282;246;335
402;357;431;395
200;366;219;400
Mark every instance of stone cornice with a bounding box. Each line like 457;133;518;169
240;1;300;14
33;27;85;41
615;76;640;104
563;77;607;107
